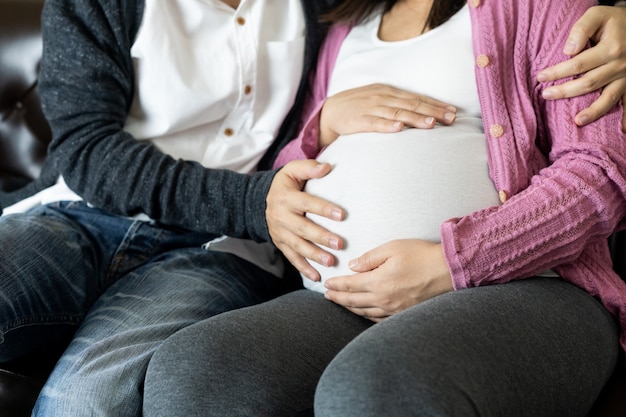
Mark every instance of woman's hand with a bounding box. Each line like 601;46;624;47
323;239;454;322
319;83;457;147
266;160;345;281
537;5;626;130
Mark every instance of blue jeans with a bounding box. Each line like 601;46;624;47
0;201;286;416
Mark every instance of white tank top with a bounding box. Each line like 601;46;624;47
303;6;501;291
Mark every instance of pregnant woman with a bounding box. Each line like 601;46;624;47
144;1;626;416
293;6;503;292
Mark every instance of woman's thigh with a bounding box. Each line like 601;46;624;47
315;277;619;417
143;289;373;417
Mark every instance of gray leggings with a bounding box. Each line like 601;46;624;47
143;278;619;417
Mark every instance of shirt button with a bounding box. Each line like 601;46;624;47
499;190;508;203
476;54;490;68
236;17;246;26
490;124;504;138
224;128;234;136
469;0;481;7
244;85;252;95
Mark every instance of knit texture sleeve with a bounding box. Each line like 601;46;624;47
442;0;626;289
39;0;277;241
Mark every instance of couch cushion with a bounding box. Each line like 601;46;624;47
0;0;51;196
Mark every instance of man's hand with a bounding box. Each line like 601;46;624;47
266;160;344;281
537;5;626;130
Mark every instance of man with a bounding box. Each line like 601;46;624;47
0;0;340;415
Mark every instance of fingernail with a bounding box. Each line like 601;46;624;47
425;117;435;125
537;72;547;82
321;254;333;267
331;209;343;220
305;271;318;281
444;112;455;122
348;258;358;269
542;89;554;100
577;115;589;126
329;238;340;250
563;39;577;55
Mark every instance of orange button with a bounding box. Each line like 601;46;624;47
224;128;234;136
476;54;490;68
490;124;504;138
236;17;246;26
244;85;252;95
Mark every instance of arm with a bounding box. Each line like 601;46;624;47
40;0;275;241
444;0;626;289
325;0;626;321
273;25;458;168
537;4;626;130
268;24;458;280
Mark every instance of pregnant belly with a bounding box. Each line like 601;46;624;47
302;126;500;292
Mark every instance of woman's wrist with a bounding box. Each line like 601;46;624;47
318;103;339;148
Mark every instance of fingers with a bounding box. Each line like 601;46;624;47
345;246;388;273
274;161;343;221
369;88;457;128
267;160;345;280
538;48;610;94
574;78;626;127
536;6;626;128
536;8;607;84
540;52;624;100
320;83;458;146
536;4;626;126
374;102;456;129
562;7;606;57
280;159;333;184
269;208;342;268
280;244;322;282
324;281;391;322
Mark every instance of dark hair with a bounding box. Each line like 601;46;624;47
322;0;467;32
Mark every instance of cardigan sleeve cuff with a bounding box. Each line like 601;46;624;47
272;101;326;168
299;101;326;159
440;220;470;290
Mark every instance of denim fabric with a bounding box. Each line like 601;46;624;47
0;202;284;416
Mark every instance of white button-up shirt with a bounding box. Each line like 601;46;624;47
127;0;306;174
6;0;306;276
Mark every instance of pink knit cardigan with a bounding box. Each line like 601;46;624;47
274;0;626;355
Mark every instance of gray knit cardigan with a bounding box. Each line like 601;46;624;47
14;0;336;243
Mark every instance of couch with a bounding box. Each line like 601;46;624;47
1;0;626;416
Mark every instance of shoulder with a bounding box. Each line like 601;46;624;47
470;0;595;30
470;0;596;67
42;0;144;44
